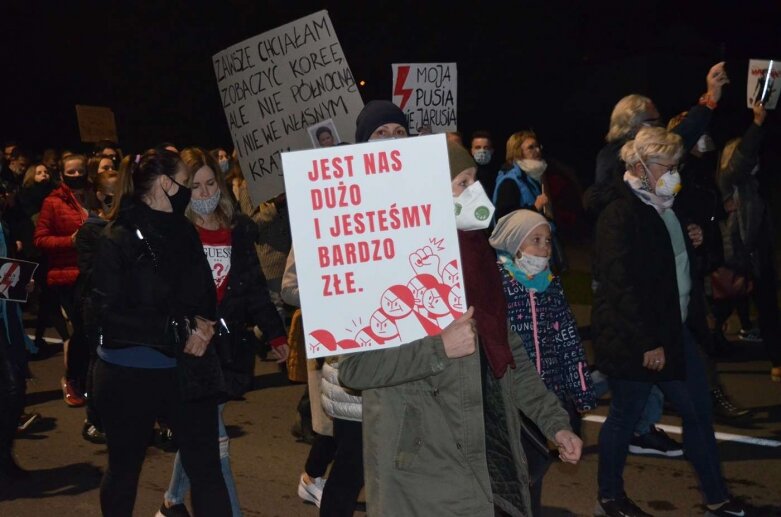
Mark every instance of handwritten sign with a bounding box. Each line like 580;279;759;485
213;10;364;206
75;105;118;143
392;63;457;135
747;59;780;110
0;258;38;303
282;134;464;359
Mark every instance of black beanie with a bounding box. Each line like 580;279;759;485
354;100;409;143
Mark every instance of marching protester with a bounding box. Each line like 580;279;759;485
590;126;745;517
88;149;231;516
156;147;289;517
339;101;581;517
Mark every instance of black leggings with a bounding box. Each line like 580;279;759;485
319;418;363;517
93;359;230;517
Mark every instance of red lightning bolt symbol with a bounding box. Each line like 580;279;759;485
394;65;413;110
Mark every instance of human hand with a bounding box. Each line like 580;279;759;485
554;430;582;464
534;193;549;211
706;62;729;102
440;306;476;359
753;101;767;126
26;280;35;293
271;343;290;363
686;224;703;248
183;316;216;356
642;346;666;371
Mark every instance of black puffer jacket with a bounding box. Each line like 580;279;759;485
212;215;287;399
589;180;707;382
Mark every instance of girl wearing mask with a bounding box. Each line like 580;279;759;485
157;147;289;517
489;209;596;516
89;149;231;517
33;154;90;407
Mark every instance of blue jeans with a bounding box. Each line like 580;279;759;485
591;371;664;436
597;328;729;505
165;403;241;516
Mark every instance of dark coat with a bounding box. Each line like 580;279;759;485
213;215;287;399
590;181;707;382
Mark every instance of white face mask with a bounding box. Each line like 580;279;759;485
638;156;682;198
190;189;221;215
517;159;547;180
454;181;495;231
472;149;493;166
515;253;549;276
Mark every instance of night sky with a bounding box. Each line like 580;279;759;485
4;0;780;186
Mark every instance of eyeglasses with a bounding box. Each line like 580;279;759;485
649;162;678;174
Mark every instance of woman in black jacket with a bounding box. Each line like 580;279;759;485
591;127;742;517
157;147;288;517
89;149;231;517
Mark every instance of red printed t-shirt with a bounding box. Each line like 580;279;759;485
197;226;232;304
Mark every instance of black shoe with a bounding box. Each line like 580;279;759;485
712;387;750;420
628;427;683;457
705;499;747;517
595;496;652;516
155;502;191;517
82;421;107;444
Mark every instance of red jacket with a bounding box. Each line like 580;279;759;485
33;184;87;286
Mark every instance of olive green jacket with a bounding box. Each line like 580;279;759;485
339;324;571;517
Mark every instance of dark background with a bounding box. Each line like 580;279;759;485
3;0;780;187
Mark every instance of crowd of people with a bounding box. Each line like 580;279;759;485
0;59;777;517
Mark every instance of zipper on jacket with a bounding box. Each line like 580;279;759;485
529;291;541;374
578;361;587;391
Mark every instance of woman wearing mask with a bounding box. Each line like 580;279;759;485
89;149;231;517
591;127;744;517
210;148;231;177
339;108;580;517
493;130;550;220
156;147;289;517
86;155;117;183
33;154;89;407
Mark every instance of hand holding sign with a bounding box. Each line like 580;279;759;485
753;101;767;126
440;306;476;359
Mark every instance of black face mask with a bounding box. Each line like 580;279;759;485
165;176;191;215
63;175;88;190
102;194;114;209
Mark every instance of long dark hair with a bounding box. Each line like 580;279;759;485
107;149;180;220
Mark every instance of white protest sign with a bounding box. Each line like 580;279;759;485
213;10;364;206
392;63;457;135
282;134;465;359
747;59;780;109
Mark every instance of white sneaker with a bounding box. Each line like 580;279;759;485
297;473;326;508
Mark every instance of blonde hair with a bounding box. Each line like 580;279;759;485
719;138;741;172
620;126;684;167
504;130;538;165
22;163;47;188
606;94;654;142
180;147;234;228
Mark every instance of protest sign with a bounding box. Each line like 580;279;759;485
0;258;38;303
282;134;464;359
75;105;118;143
391;63;457;135
747;59;780;109
213;10;364;206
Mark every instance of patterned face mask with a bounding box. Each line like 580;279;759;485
453;181;495;231
190;189;221;215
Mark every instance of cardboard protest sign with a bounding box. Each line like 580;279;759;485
747;59;780;109
282;134;464;359
391;63;457;135
0;258;38;303
75;105;118;143
213;10;364;206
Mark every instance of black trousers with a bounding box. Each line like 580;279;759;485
0;314;26;473
319;418;363;517
305;433;337;478
93;359;230;517
752;241;781;366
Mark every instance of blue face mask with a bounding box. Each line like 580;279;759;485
219;159;230;173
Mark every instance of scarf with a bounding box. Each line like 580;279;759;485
623;171;673;214
458;230;515;378
497;251;553;293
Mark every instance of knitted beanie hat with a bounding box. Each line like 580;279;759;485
489;209;550;256
447;140;477;180
354;100;409;143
